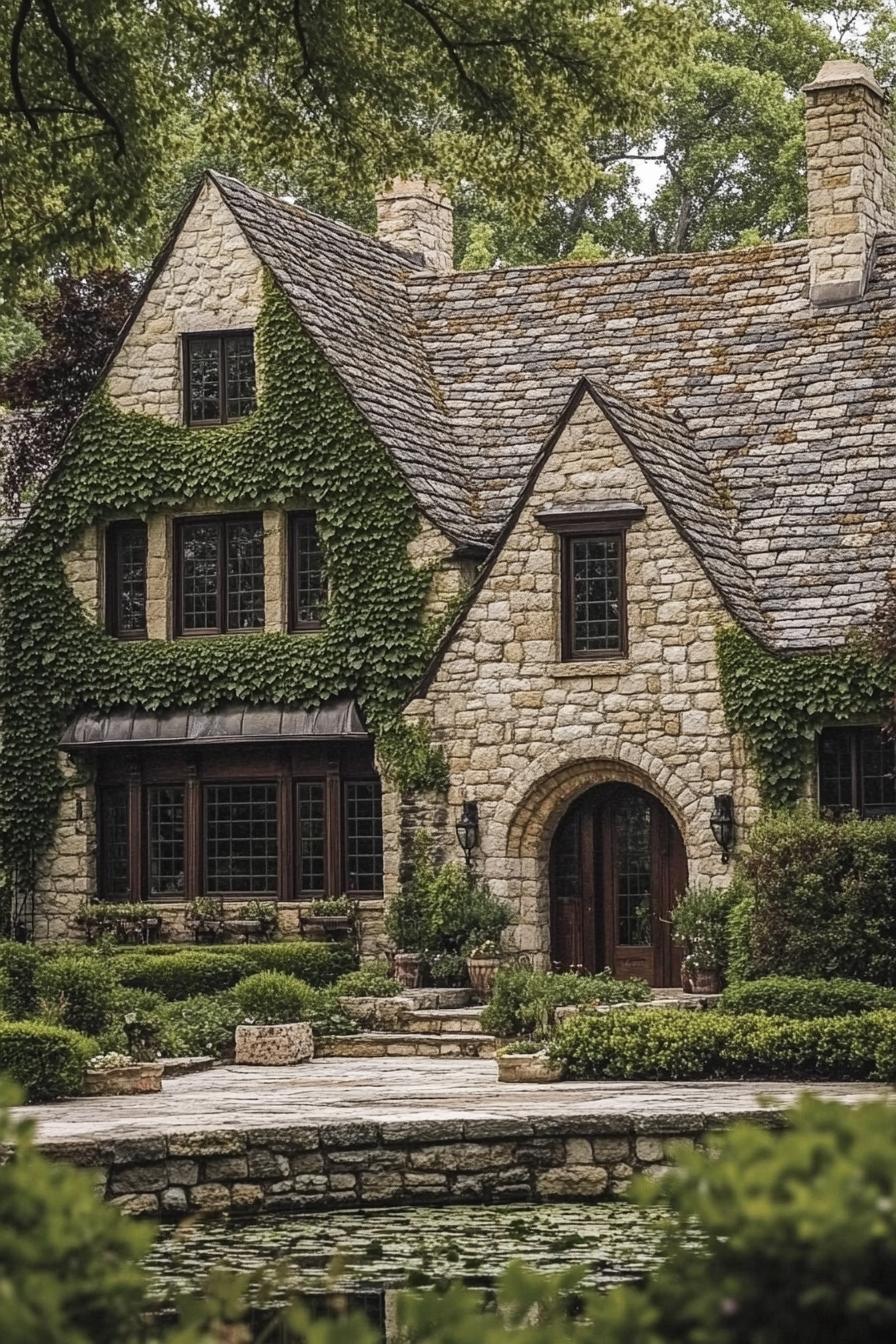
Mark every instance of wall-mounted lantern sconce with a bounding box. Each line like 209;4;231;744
710;793;735;863
455;800;479;867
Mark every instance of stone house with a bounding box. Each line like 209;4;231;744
11;59;896;984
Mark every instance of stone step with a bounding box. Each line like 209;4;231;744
160;1056;215;1078
404;1008;485;1035
317;1032;496;1059
397;988;473;1010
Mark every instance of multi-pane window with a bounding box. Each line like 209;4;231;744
205;783;279;896
562;533;624;659
148;786;185;896
185;332;256;426
296;783;326;893
345;781;383;893
614;795;652;945
106;522;148;638
100;787;130;899
177;515;265;634
289;513;327;630
818;727;896;819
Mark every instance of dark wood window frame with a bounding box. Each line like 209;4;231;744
817;725;896;819
287;511;328;632
536;505;645;663
95;744;383;902
105;520;148;639
174;513;265;637
182;330;256;427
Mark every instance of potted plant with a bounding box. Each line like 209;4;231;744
466;938;504;1000
188;896;227;943
672;883;735;994
496;1040;564;1085
301;895;355;940
226;899;280;941
75;901;166;945
84;1052;163;1097
233;971;315;1065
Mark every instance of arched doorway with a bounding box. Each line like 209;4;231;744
549;782;687;986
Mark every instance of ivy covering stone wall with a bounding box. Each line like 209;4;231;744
0;276;446;907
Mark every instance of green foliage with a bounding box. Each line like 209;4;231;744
308;895;355;918
386;832;511;956
210;939;355;983
0;940;40;1018
717;624;896;807
671;882;737;974
33;955;116;1036
156;992;243;1059
481;967;650;1039
234;971;316;1024
718;975;896;1018
426;951;469;987
551;1005;896;1081
733;810;896;983
0;280;442;902
333;965;400;998
112;949;243;999
0;1021;95;1100
0;1085;153;1343
377;720;449;793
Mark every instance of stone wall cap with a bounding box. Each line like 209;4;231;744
535;500;647;529
803;59;886;98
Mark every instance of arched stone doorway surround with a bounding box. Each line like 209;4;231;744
489;738;714;969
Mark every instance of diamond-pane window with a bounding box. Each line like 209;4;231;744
205;782;278;896
345;781;383;893
185;332;255;426
106;522;147;637
289;513;327;629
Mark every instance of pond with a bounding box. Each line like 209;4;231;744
145;1200;674;1338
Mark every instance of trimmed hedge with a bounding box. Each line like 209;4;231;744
0;941;41;1018
718;976;896;1019
235;971;316;1024
333;965;401;998
0;1021;95;1100
551;1007;896;1082
33;956;117;1035
111;941;353;999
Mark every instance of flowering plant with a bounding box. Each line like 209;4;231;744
87;1052;134;1071
672;884;736;973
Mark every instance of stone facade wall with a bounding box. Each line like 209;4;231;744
395;395;761;963
375;178;454;272
804;60;896;305
36;1110;765;1218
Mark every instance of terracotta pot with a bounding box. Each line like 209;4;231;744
466;956;502;1000
393;952;424;989
689;968;722;994
497;1051;564;1084
84;1062;163;1096
234;1022;314;1066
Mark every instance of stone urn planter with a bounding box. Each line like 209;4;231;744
466;955;502;1000
688;968;722;995
234;1022;314;1066
84;1062;163;1097
393;952;424;989
497;1050;564;1084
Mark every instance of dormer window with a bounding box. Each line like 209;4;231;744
184;331;256;426
536;501;645;663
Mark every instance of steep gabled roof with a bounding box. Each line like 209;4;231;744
208;174;479;544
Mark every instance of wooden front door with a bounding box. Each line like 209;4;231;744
549;783;686;986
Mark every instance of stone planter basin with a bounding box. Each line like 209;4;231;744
497;1051;564;1084
84;1062;163;1097
234;1022;314;1066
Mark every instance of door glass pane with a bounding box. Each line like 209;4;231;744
224;335;256;420
101;787;130;899
553;813;581;904
148;786;185;896
205;783;278;896
570;535;621;653
181;522;220;630
615;796;652;945
226;518;265;630
297;782;326;893
189;337;221;423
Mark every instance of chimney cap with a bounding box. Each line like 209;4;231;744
803;59;886;99
376;177;451;208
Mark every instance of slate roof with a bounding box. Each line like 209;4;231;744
177;176;896;652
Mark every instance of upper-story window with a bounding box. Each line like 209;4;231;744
288;512;327;630
106;520;148;639
175;514;265;635
818;726;896;819
184;331;256;426
537;503;643;663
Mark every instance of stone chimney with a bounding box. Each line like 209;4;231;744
803;59;895;305
375;178;453;271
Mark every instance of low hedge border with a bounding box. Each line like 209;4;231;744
0;1021;95;1101
718;976;896;1019
551;1008;896;1082
110;941;355;1000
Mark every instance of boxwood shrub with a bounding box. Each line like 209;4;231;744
111;941;353;999
33;956;117;1035
551;1007;896;1081
0;1021;95;1100
0;940;41;1018
481;967;651;1038
718;976;896;1019
235;971;317;1024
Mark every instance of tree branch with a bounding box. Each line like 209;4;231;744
36;0;127;156
398;0;495;109
10;0;39;132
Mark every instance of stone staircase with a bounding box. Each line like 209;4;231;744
320;988;496;1059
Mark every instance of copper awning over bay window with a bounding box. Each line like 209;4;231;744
60;697;369;751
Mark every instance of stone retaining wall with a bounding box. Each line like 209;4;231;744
36;1111;785;1218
